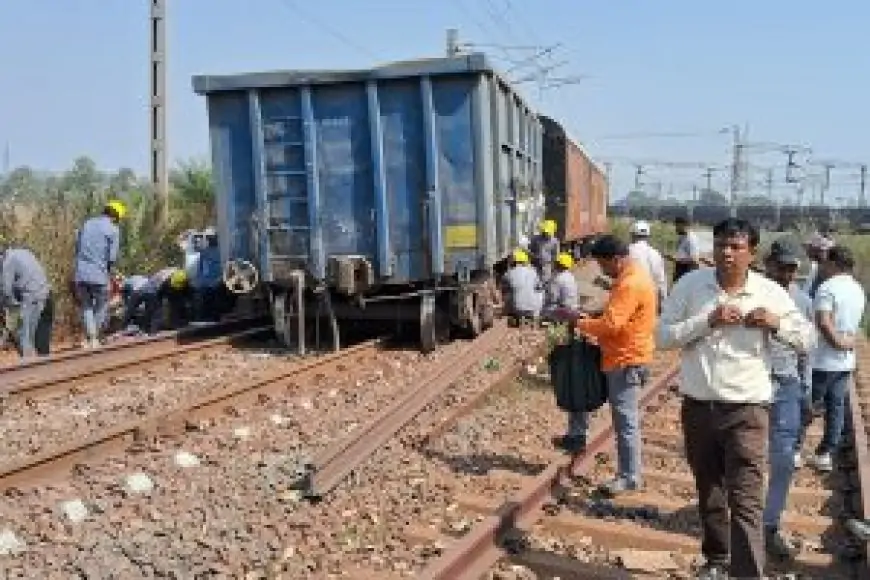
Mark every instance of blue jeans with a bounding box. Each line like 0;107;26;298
75;282;109;340
764;375;803;530
566;365;647;483
811;369;851;455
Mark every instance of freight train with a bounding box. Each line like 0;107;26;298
193;52;607;353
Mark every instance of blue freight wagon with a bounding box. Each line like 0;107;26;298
193;53;543;353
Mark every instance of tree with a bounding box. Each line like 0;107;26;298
624;189;655;207
170;159;214;206
0;166;38;199
699;189;728;206
108;167;138;194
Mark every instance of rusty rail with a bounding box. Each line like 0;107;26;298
418;362;680;580
0;318;269;401
0;338;383;492
299;323;510;499
849;373;870;579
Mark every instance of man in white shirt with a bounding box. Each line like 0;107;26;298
502;248;543;322
673;216;700;283
658;218;813;579
804;245;866;473
801;233;834;298
628;220;667;309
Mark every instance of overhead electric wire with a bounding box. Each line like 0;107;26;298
278;0;381;60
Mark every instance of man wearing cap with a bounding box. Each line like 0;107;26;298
501;248;543;323
761;238;815;559
74;199;125;348
572;235;657;495
628;220;667;309
803;245;866;473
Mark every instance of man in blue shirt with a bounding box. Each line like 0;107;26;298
1;246;53;359
73;199;125;348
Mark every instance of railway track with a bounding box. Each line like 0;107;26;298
0;336;385;492
0;317;270;402
413;345;870;580
0;320;548;577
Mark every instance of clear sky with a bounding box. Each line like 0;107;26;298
0;0;867;204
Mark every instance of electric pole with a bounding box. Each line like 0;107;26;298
765;167;774;200
633;165;644;189
728;125;741;216
860;164;867;208
150;0;169;226
821;163;834;206
702;167;714;195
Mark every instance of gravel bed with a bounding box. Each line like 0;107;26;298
0;335;457;466
0;330;527;578
480;375;851;580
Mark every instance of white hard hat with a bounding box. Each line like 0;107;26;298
630;220;651;236
518;235;531;249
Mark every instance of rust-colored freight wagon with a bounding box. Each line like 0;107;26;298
589;161;609;234
540;116;608;243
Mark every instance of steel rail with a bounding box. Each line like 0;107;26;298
0;338;383;492
418;362;680;580
848;373;870;579
299;323;510;499
0;318;270;401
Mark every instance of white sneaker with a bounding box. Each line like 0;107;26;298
793;452;803;469
811;453;832;473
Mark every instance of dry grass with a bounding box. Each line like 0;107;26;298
0;193;213;341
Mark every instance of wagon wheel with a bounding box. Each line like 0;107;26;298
419;295;450;353
223;260;258;294
272;291;298;350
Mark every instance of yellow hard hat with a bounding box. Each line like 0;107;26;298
512;248;530;264
105;199;128;220
556;252;574;270
540;220;557;235
169;269;188;290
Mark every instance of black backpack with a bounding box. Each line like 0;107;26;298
548;336;608;413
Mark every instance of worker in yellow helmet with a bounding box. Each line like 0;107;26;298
541;251;579;322
501;248;543;325
530;219;561;285
121;267;190;335
73;199;127;348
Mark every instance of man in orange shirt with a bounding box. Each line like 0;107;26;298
575;235;657;495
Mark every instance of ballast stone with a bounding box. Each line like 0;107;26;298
59;499;89;523
174;450;200;468
0;529;25;555
125;472;155;494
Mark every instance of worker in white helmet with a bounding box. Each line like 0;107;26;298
628;220;667;310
